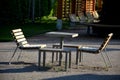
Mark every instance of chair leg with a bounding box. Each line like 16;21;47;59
100;52;109;70
104;50;112;68
17;49;22;61
9;46;18;64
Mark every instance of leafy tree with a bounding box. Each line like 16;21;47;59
0;0;55;25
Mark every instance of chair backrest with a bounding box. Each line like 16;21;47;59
11;29;28;47
86;12;94;23
99;33;113;52
69;14;80;22
92;11;99;19
78;13;87;23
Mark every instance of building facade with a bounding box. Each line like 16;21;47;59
57;0;102;19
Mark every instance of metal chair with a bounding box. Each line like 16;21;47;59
86;11;100;23
9;28;46;64
69;14;80;23
78;33;113;70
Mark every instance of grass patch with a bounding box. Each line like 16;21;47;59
0;21;70;42
0;22;56;41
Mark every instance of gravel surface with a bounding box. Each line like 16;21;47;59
0;28;120;80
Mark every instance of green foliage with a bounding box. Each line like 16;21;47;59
41;0;52;16
0;18;70;42
0;0;70;42
0;22;57;42
0;0;57;25
0;0;28;25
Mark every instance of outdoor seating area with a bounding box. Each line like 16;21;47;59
69;11;100;24
0;0;120;80
52;33;113;70
9;29;80;71
69;12;99;34
8;28;114;72
0;28;120;80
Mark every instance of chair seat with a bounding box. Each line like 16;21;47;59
80;46;99;53
39;48;70;52
23;44;46;48
53;43;81;48
20;44;46;49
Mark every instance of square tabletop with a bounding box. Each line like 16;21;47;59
46;31;79;38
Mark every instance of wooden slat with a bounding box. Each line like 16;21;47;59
21;41;28;45
12;29;46;50
12;29;28;47
53;44;81;48
15;35;25;39
99;33;113;51
14;32;23;36
12;29;22;33
16;38;26;42
39;48;70;52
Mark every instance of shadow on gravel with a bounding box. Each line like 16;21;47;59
43;74;120;80
0;61;52;73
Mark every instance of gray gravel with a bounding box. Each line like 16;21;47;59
0;28;120;80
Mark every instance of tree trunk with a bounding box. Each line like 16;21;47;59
32;0;35;23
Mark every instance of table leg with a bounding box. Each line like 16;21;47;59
59;52;62;66
52;52;54;63
60;37;64;49
87;26;90;34
65;52;68;71
43;51;46;67
38;50;41;68
59;37;64;66
69;51;71;68
76;49;79;65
